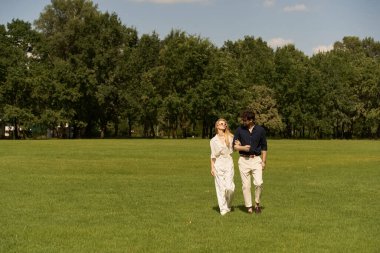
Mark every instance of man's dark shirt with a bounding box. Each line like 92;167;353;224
233;125;267;156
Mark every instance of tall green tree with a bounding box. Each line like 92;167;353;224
273;45;309;137
128;33;161;137
34;0;132;137
159;30;214;138
333;36;380;138
0;20;40;138
93;17;138;138
190;49;242;138
222;36;275;87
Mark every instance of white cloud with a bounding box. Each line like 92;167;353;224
131;0;210;4
268;38;293;49
313;44;334;54
283;4;307;12
263;0;275;7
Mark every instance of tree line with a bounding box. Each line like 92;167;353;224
1;0;379;139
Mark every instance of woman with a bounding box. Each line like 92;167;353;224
210;118;235;215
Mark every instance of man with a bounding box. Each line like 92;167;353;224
233;111;267;214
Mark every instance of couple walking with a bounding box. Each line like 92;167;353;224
210;111;267;216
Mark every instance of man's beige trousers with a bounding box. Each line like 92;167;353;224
238;156;263;207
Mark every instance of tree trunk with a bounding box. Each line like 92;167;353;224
150;121;155;138
208;125;213;139
114;122;119;137
202;119;207;138
128;119;132;137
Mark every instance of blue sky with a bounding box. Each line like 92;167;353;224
1;0;379;55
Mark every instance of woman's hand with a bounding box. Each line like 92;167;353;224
211;167;216;177
210;158;216;177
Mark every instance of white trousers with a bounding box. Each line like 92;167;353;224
238;156;263;208
214;156;235;215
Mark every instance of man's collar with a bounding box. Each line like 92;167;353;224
242;124;255;130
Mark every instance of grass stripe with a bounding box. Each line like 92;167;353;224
0;139;379;252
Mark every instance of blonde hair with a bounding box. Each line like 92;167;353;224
215;118;233;147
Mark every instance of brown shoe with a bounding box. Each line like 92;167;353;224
254;205;262;214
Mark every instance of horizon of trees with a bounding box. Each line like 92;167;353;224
1;0;379;139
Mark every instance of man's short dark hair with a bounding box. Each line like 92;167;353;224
242;111;255;122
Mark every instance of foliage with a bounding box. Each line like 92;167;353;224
246;85;284;135
1;0;380;139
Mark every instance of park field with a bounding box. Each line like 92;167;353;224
0;139;379;252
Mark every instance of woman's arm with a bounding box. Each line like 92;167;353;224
234;139;250;152
210;140;218;176
210;158;216;176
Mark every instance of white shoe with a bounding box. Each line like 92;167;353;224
220;210;230;216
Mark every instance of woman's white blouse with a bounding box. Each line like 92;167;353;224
210;135;233;159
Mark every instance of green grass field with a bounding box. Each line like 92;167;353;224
0;139;379;252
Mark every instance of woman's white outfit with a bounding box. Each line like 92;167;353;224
210;135;235;215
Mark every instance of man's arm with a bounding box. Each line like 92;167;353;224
234;141;250;152
233;128;250;152
261;150;267;169
261;128;268;169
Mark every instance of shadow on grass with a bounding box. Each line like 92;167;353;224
236;205;266;213
212;205;266;214
212;206;220;213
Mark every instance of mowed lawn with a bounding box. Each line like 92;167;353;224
0;139;379;253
